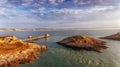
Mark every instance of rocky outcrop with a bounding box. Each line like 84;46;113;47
0;36;47;67
100;32;120;41
57;35;108;52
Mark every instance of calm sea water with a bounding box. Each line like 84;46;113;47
0;29;120;67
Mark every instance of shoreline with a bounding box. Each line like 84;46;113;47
0;43;47;67
0;28;120;32
0;36;47;67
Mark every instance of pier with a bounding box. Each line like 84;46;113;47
23;34;50;42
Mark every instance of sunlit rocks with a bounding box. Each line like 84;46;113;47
0;36;47;67
100;32;120;41
57;35;108;52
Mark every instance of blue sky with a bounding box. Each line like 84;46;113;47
0;0;120;28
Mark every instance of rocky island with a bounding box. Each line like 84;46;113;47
57;35;108;52
100;32;120;41
0;36;47;67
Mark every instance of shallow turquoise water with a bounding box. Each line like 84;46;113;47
21;37;120;67
0;30;120;67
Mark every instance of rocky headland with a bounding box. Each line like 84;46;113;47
0;36;47;67
100;32;120;41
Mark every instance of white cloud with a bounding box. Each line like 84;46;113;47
51;6;115;15
0;8;7;16
49;0;58;5
22;0;33;5
32;3;41;7
86;6;114;13
0;0;8;4
0;0;120;28
38;5;120;28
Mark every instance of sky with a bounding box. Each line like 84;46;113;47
0;0;120;28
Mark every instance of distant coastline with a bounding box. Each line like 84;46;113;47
0;28;50;31
0;27;120;31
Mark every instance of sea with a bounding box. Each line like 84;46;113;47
0;29;120;67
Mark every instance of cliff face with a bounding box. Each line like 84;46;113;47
57;35;108;52
0;36;47;67
100;32;120;40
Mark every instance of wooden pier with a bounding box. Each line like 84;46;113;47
23;34;50;42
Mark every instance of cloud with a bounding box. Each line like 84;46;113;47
0;0;120;28
0;8;7;16
6;0;119;8
22;0;33;7
49;0;58;5
34;5;120;28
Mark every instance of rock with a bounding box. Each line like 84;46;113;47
0;36;47;67
28;36;33;40
45;34;50;38
57;35;108;52
41;45;47;50
100;32;120;41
